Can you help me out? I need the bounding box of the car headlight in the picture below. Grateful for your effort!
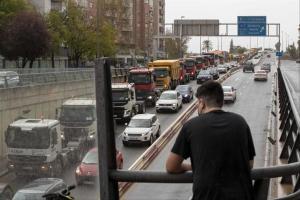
[172,103,176,106]
[143,131,151,136]
[184,94,188,97]
[147,96,153,99]
[89,134,94,139]
[156,103,159,106]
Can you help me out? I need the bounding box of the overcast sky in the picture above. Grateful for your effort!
[165,0,299,53]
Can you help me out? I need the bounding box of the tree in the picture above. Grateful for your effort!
[202,40,213,52]
[97,22,116,57]
[63,0,97,67]
[229,39,234,53]
[165,37,190,59]
[275,42,281,51]
[0,11,50,68]
[0,0,30,27]
[286,43,297,59]
[46,10,66,68]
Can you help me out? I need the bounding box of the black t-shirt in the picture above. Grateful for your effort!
[171,110,256,200]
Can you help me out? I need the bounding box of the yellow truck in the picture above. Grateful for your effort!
[148,60,180,90]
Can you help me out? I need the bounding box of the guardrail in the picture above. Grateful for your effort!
[278,67,300,192]
[0,68,128,89]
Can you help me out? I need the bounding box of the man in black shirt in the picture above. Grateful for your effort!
[166,81,255,200]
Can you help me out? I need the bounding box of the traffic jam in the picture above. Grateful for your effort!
[2,50,274,199]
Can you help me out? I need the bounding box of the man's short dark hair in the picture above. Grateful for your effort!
[196,81,224,107]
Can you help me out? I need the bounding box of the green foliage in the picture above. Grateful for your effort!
[286,43,297,59]
[165,37,189,59]
[202,40,213,52]
[0,0,30,27]
[97,22,116,57]
[46,10,66,54]
[63,1,97,66]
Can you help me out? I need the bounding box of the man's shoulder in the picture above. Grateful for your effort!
[224,111,247,122]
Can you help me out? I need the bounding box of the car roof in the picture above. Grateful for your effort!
[222,86,232,89]
[19,178,64,193]
[9,119,59,129]
[131,113,155,120]
[256,70,267,73]
[161,90,177,94]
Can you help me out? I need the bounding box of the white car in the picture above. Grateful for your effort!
[0,71,20,88]
[122,114,160,146]
[222,86,237,103]
[254,70,268,81]
[156,90,183,112]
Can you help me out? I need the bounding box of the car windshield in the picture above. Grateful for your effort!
[199,71,210,75]
[60,106,94,122]
[112,90,129,102]
[129,74,151,84]
[128,119,151,128]
[154,68,168,77]
[223,87,232,92]
[82,150,98,164]
[6,127,50,149]
[12,192,43,200]
[160,92,176,100]
[176,86,189,93]
[184,60,194,67]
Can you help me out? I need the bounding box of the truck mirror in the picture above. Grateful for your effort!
[131,91,134,99]
[55,108,61,120]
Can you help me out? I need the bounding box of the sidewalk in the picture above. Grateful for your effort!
[0,157,8,177]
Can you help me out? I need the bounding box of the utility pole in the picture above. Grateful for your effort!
[179,16,185,58]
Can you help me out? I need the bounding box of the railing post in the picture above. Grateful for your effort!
[95,58,119,200]
[253,179,270,200]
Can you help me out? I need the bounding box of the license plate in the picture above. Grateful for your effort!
[130,137,139,140]
[23,166,33,170]
[113,115,117,117]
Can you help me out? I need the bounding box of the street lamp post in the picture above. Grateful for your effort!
[179,16,185,58]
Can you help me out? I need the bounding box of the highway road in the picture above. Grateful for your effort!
[0,55,277,200]
[123,55,276,199]
[280,60,300,114]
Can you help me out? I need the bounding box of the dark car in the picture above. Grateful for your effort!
[12,178,67,200]
[242,61,254,72]
[208,67,220,80]
[261,63,271,72]
[197,70,213,84]
[0,183,14,200]
[175,85,194,103]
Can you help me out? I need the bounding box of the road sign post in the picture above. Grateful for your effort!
[238,16,267,36]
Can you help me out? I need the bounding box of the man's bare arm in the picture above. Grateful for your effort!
[166,152,192,174]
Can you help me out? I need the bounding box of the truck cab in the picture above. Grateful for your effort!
[112,83,145,122]
[128,68,158,107]
[179,61,189,84]
[148,60,180,90]
[183,58,197,80]
[5,119,65,176]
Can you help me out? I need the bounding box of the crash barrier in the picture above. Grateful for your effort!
[278,67,300,192]
[0,68,128,89]
[117,66,240,197]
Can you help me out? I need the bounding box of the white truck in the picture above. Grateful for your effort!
[5,119,77,177]
[112,83,146,122]
[57,98,96,161]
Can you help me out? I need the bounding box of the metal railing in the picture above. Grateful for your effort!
[278,67,300,192]
[0,68,128,89]
[95,59,300,200]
